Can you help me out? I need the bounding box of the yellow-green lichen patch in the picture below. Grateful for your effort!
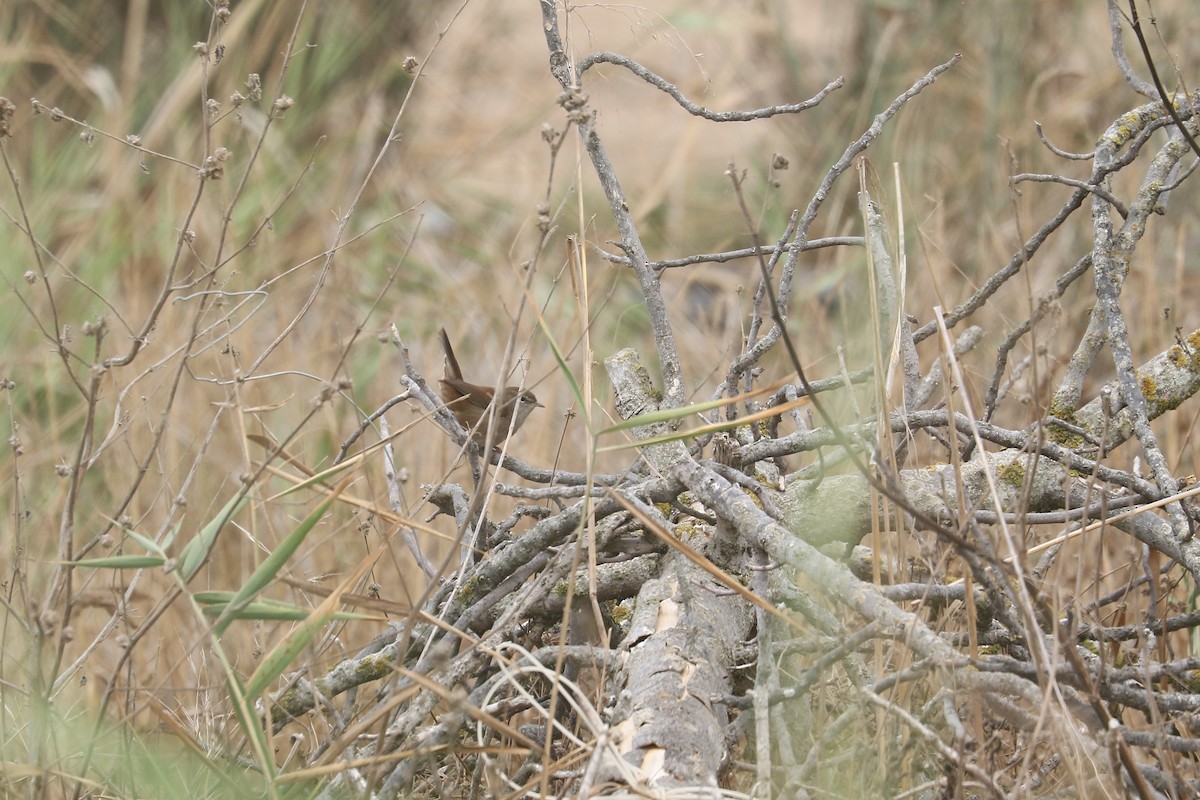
[1138,373,1157,402]
[1172,332,1200,370]
[741,484,765,509]
[997,459,1026,489]
[1044,400,1085,448]
[458,574,480,604]
[674,519,701,542]
[753,470,781,491]
[1188,330,1200,354]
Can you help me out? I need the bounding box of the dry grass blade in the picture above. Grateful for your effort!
[597,379,802,452]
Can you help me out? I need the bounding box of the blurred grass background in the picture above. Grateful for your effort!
[3,0,1200,793]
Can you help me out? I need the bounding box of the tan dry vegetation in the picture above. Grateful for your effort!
[4,0,1200,796]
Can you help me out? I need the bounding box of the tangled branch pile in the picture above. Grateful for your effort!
[270,3,1200,798]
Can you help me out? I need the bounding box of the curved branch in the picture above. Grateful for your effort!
[578,50,844,121]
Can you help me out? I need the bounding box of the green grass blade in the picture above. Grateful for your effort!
[242,604,337,702]
[212,481,347,637]
[178,494,250,582]
[65,555,166,569]
[195,591,374,622]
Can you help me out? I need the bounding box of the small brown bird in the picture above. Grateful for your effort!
[438,327,542,444]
